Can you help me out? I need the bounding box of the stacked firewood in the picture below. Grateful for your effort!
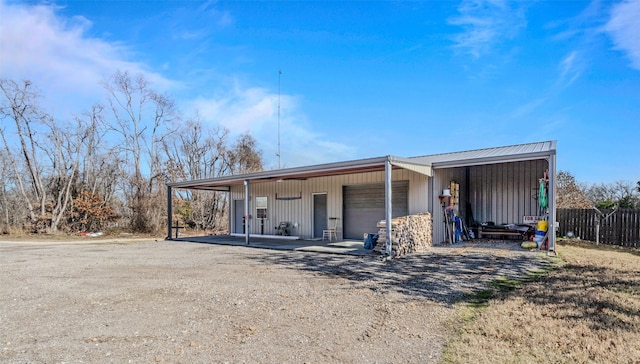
[374,212,432,256]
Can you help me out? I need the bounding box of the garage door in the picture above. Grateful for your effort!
[343,181,408,240]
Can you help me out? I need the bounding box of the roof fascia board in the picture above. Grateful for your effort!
[189,186,231,192]
[168,156,391,189]
[432,150,554,169]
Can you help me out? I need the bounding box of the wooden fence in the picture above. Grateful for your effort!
[557,208,640,248]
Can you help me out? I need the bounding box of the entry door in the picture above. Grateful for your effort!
[234,199,245,234]
[313,193,328,238]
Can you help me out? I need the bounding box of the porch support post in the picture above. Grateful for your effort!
[227,190,232,236]
[385,158,393,256]
[167,185,173,240]
[548,153,557,254]
[244,179,250,245]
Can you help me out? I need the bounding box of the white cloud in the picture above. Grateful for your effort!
[558,50,582,88]
[604,0,640,70]
[0,1,354,169]
[510,97,547,119]
[191,83,279,134]
[191,82,356,168]
[448,0,527,58]
[0,2,172,114]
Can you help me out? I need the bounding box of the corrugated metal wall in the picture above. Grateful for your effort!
[431,159,548,244]
[230,168,429,239]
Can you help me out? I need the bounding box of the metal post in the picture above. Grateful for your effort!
[167,185,173,240]
[244,180,250,245]
[385,158,393,256]
[227,191,232,236]
[277,70,282,169]
[548,153,557,253]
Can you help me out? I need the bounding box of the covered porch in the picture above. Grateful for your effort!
[170,234,374,256]
[166,155,433,256]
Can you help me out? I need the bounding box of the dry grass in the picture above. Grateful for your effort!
[444,240,640,363]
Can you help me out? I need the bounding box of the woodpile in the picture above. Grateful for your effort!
[374,212,432,256]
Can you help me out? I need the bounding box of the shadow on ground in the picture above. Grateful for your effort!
[525,262,640,333]
[247,245,559,305]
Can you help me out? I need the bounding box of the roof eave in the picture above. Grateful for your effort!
[432,149,555,169]
[167,155,395,189]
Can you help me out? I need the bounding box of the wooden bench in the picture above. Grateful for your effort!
[478,228,525,240]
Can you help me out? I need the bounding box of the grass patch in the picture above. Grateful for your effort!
[443,243,640,364]
[443,262,562,363]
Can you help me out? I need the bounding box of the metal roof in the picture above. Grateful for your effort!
[167,140,556,190]
[168,156,394,190]
[410,140,556,168]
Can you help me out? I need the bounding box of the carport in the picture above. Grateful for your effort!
[166,155,433,255]
[418,141,558,252]
[166,141,557,255]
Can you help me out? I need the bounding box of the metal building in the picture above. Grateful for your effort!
[167,140,557,254]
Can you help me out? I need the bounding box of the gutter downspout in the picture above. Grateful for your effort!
[385,158,393,256]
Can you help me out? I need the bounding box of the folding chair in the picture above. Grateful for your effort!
[322,217,339,241]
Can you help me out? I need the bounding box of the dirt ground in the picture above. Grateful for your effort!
[445,240,640,364]
[0,238,556,363]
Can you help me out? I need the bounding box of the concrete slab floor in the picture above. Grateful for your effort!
[170,235,376,256]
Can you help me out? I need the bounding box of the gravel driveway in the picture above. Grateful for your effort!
[0,239,556,363]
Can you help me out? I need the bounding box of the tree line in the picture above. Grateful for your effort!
[0,72,262,235]
[556,171,640,209]
[3,72,637,235]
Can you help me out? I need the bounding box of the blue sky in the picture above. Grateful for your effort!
[1,0,638,184]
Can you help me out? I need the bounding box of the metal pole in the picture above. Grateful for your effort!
[277,69,282,169]
[227,191,232,236]
[244,179,250,245]
[167,186,173,240]
[385,158,393,256]
[548,153,557,253]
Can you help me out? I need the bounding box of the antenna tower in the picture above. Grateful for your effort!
[277,69,282,169]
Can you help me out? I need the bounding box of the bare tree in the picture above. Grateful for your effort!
[0,170,27,232]
[556,170,593,209]
[163,118,232,231]
[0,79,47,227]
[74,105,123,207]
[0,79,104,232]
[586,180,640,209]
[0,75,266,235]
[0,151,14,230]
[101,71,176,233]
[227,132,263,174]
[163,120,264,232]
[42,116,82,232]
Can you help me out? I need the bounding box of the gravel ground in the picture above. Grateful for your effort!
[0,239,556,363]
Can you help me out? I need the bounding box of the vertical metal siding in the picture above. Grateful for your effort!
[229,168,429,239]
[432,160,549,244]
